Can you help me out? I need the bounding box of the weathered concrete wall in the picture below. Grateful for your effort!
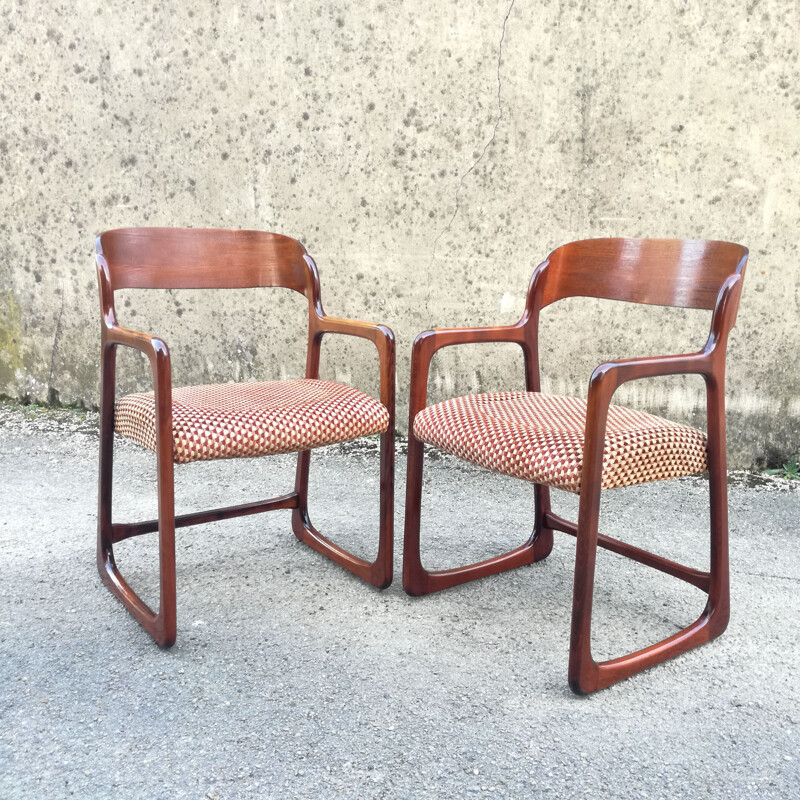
[1,0,798,466]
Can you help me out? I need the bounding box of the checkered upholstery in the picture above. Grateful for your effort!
[413,392,707,494]
[115,379,390,464]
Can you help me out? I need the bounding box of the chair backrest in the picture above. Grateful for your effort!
[97,228,311,295]
[539,238,748,311]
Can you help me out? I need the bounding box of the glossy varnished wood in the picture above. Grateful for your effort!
[96,228,395,646]
[545,510,711,592]
[110,493,300,543]
[402,237,748,693]
[541,238,746,310]
[98,227,310,293]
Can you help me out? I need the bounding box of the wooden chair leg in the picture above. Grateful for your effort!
[97,384,177,647]
[402,436,552,596]
[705,378,731,640]
[532,484,555,561]
[566,481,603,692]
[568,459,730,694]
[97,356,117,591]
[153,445,177,646]
[292,429,394,589]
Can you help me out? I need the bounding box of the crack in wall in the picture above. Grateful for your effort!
[47,285,65,404]
[426,0,517,320]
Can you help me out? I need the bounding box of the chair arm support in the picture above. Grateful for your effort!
[104,324,170,363]
[314,314,393,349]
[311,315,395,411]
[589,351,712,398]
[579,351,714,499]
[414,324,526,355]
[579,267,744,411]
[102,325,172,417]
[707,272,745,354]
[407,324,527,437]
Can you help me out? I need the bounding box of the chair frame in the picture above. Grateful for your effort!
[96,228,395,647]
[402,238,748,693]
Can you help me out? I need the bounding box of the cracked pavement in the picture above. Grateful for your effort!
[1,402,799,798]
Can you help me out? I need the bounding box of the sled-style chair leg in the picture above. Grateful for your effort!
[566,371,733,693]
[293,422,395,589]
[96,342,177,646]
[402,432,553,596]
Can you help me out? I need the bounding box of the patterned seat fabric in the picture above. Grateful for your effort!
[115,379,389,464]
[413,392,708,494]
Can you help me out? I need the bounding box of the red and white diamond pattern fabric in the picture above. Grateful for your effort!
[115,379,390,464]
[413,392,708,494]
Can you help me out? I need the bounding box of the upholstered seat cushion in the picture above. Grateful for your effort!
[413,392,707,494]
[115,378,389,464]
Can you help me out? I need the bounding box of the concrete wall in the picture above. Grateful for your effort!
[1,0,798,466]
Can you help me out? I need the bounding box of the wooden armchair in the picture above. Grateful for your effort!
[402,238,748,693]
[95,228,395,646]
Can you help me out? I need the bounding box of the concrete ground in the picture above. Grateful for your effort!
[1,402,798,799]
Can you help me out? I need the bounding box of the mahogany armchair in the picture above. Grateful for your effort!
[403,238,748,693]
[95,228,394,646]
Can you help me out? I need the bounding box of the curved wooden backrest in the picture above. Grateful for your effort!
[97,228,311,295]
[540,238,748,310]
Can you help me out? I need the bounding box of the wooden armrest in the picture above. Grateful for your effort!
[589,352,712,396]
[413,324,525,356]
[105,324,169,360]
[311,314,395,411]
[103,325,172,409]
[408,324,528,428]
[314,314,393,350]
